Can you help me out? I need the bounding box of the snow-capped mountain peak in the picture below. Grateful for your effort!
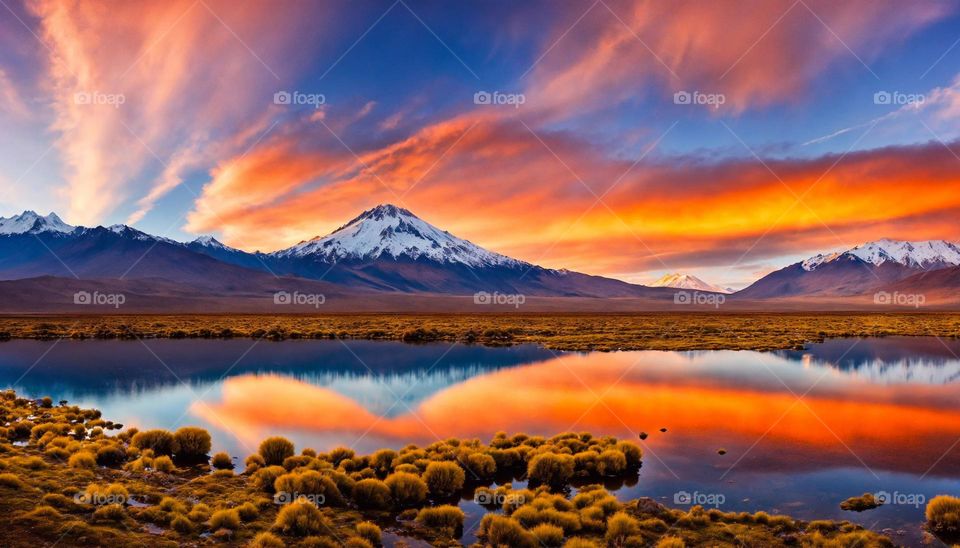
[191,235,229,249]
[802,239,960,271]
[649,273,731,294]
[272,204,528,268]
[0,210,74,235]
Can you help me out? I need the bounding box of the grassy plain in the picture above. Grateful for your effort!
[0,313,958,351]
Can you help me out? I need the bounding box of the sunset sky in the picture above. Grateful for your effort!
[2,0,960,288]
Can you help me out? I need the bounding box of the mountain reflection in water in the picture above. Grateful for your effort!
[1,336,958,546]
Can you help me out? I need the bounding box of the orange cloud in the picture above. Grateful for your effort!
[527,0,951,115]
[185,101,960,275]
[28,0,327,225]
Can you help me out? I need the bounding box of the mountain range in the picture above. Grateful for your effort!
[1,207,958,311]
[738,239,960,300]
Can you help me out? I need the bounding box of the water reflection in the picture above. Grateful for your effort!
[0,336,958,546]
[777,336,960,384]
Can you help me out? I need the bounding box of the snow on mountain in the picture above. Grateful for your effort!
[102,224,179,245]
[802,239,960,271]
[190,235,230,249]
[0,211,73,235]
[272,204,528,268]
[649,273,731,294]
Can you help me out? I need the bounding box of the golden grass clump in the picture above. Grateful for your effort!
[274,470,344,506]
[211,451,234,469]
[209,508,242,530]
[527,452,575,488]
[605,512,640,545]
[272,501,330,536]
[237,501,260,521]
[926,495,960,537]
[479,514,537,548]
[95,443,126,466]
[655,537,686,548]
[253,465,288,492]
[131,429,177,455]
[173,426,211,460]
[68,451,96,469]
[532,523,565,546]
[0,472,26,489]
[352,478,391,510]
[248,531,285,547]
[415,504,465,531]
[369,449,398,476]
[246,453,266,472]
[171,514,193,534]
[153,455,175,472]
[355,521,382,545]
[158,496,188,514]
[384,471,427,508]
[423,461,465,498]
[259,437,295,466]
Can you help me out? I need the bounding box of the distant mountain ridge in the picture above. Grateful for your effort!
[649,273,731,294]
[0,206,672,298]
[0,211,73,234]
[801,239,960,271]
[739,238,960,299]
[3,208,959,304]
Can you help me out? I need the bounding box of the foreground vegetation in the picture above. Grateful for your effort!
[1,312,959,350]
[0,392,920,546]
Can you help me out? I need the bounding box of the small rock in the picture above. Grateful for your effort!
[659,427,667,433]
[639,432,648,440]
[717,448,727,455]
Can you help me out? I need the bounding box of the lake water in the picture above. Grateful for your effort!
[1,336,958,546]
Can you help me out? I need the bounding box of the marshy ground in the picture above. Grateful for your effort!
[0,312,959,351]
[0,390,916,547]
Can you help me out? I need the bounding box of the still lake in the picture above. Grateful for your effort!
[1,336,958,546]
